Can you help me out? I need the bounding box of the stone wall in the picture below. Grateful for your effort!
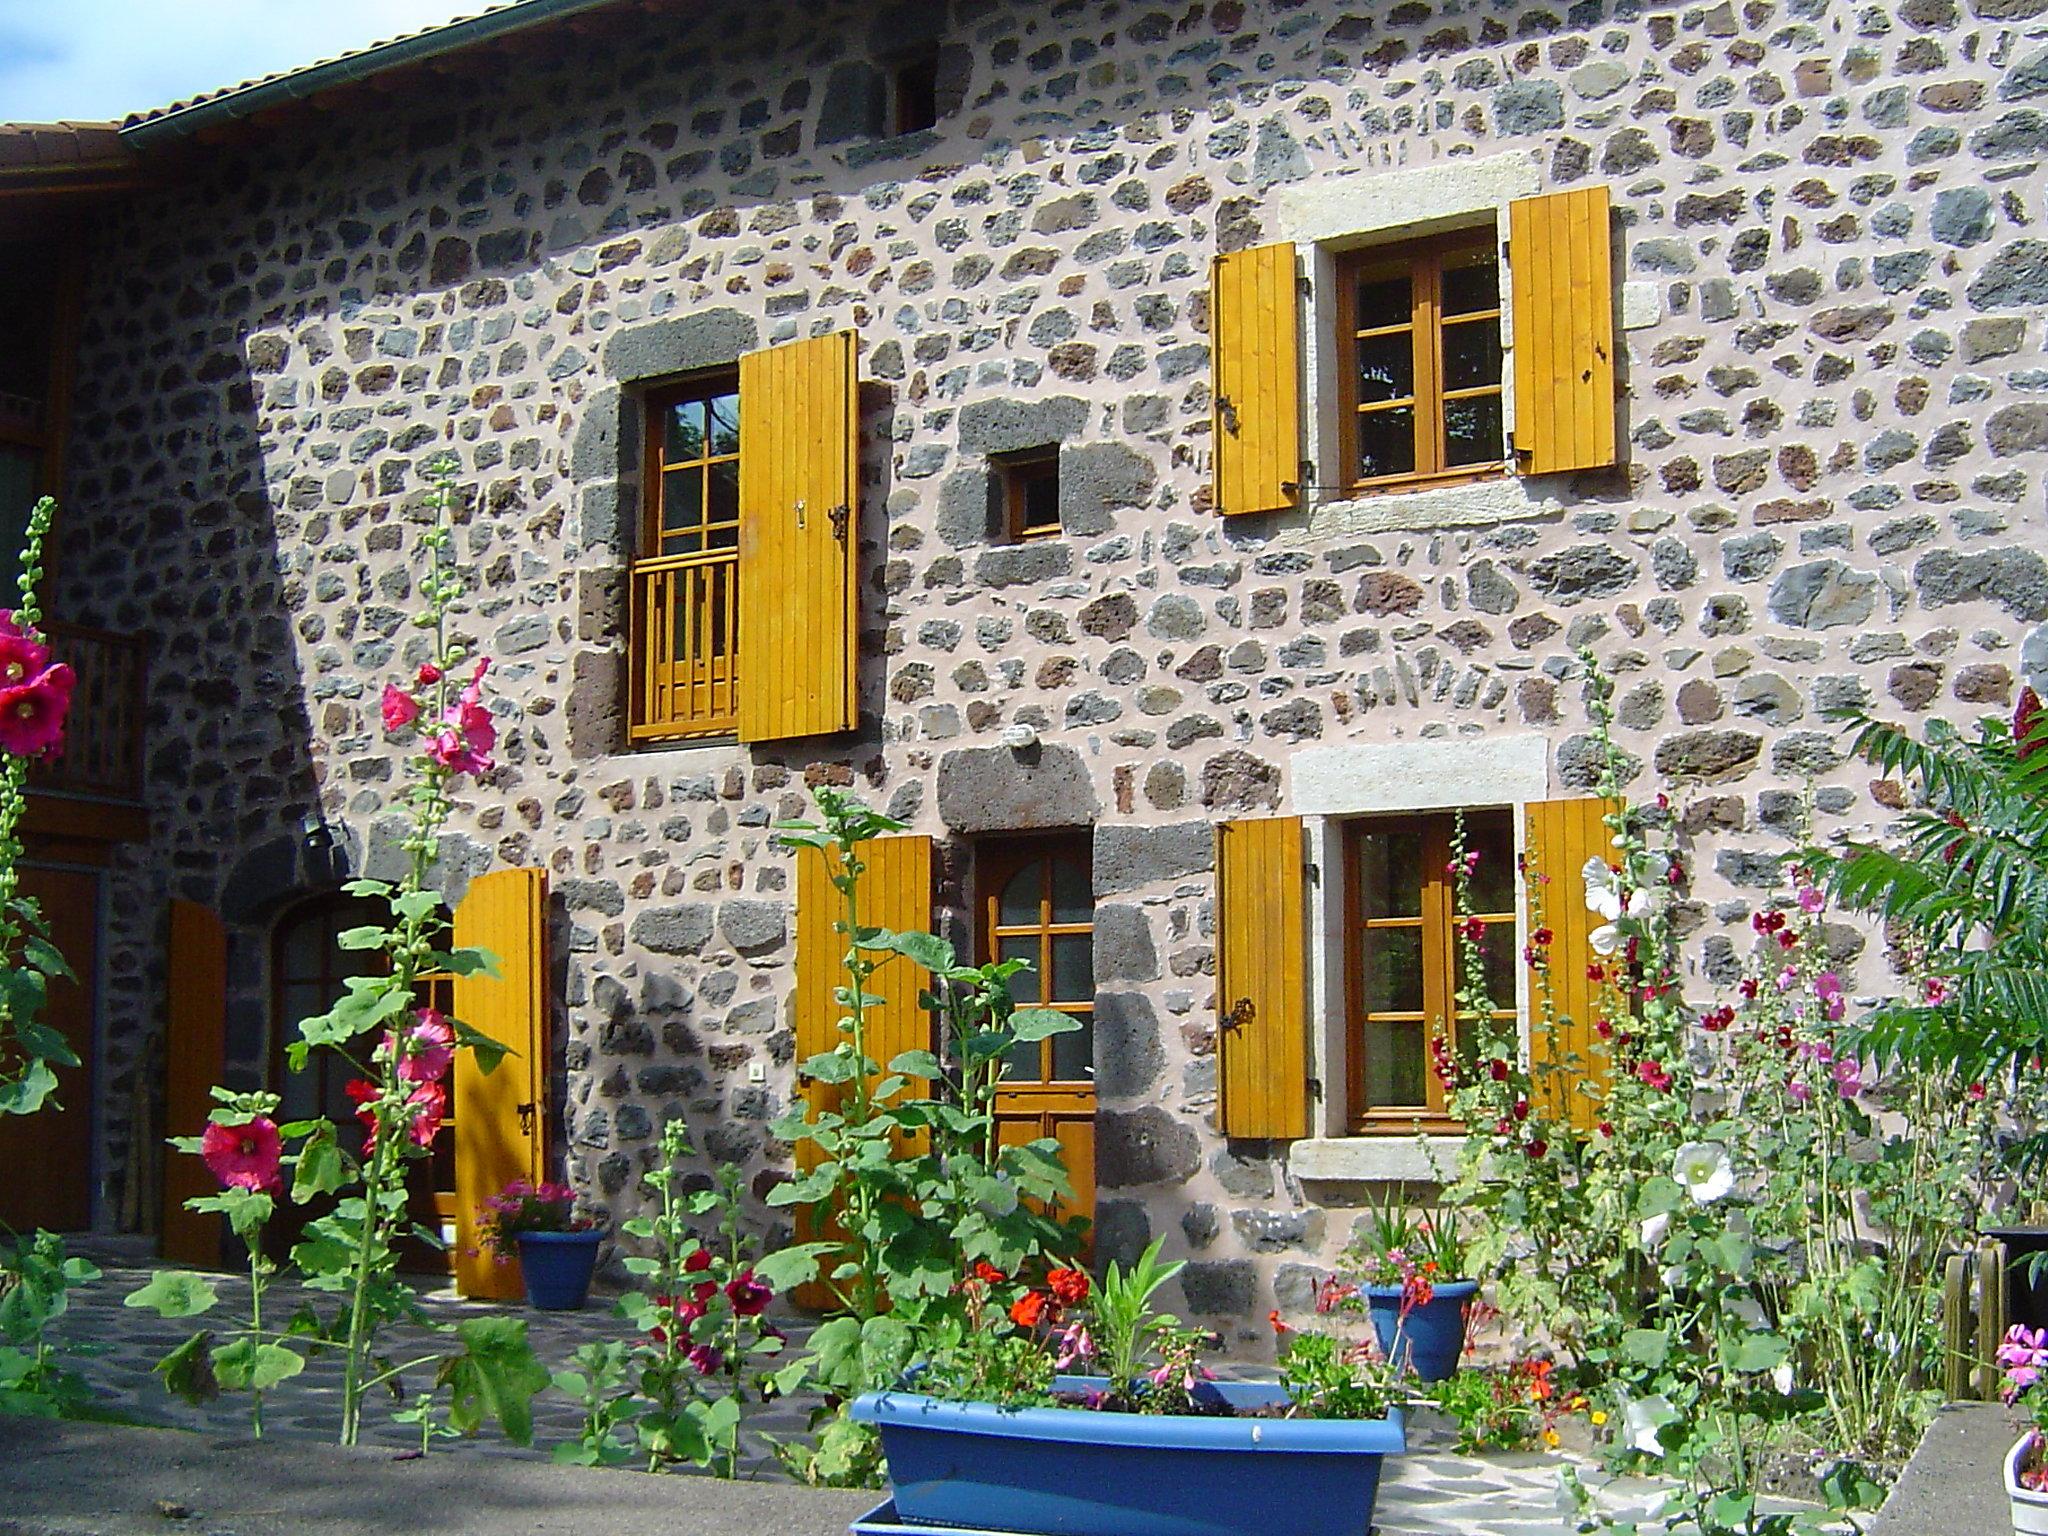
[56,0,2048,1343]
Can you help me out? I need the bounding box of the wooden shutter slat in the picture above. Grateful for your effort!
[1212,241,1301,516]
[162,899,226,1268]
[1526,798,1614,1131]
[738,329,858,742]
[1509,186,1615,475]
[1216,816,1308,1138]
[453,867,549,1301]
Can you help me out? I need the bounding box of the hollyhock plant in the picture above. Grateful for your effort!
[391,1007,455,1083]
[202,1115,284,1194]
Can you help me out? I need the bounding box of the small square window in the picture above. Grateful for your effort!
[997,449,1061,540]
[890,50,941,136]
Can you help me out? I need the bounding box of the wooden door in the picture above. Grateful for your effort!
[162,899,225,1267]
[0,865,99,1232]
[981,837,1095,1227]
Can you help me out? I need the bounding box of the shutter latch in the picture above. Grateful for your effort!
[1222,997,1256,1033]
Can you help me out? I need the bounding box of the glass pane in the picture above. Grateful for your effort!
[1353,265,1410,329]
[1003,1037,1043,1081]
[1441,245,1499,317]
[1050,857,1090,924]
[1355,406,1415,482]
[1052,1014,1093,1081]
[1442,317,1502,393]
[999,933,1042,1004]
[1466,812,1514,913]
[281,916,324,977]
[1361,925,1424,1014]
[662,467,703,537]
[1365,1017,1426,1107]
[1021,467,1059,531]
[1443,393,1503,468]
[664,399,705,462]
[1354,330,1412,406]
[1051,934,1092,1003]
[999,864,1044,928]
[1481,921,1517,1013]
[707,459,739,544]
[708,392,740,456]
[1358,828,1423,919]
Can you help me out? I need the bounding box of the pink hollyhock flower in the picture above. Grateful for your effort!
[687,1342,725,1374]
[1787,1075,1812,1105]
[725,1270,772,1317]
[0,627,50,686]
[381,683,420,732]
[2017,688,2046,764]
[1635,1060,1673,1092]
[426,659,496,776]
[1816,972,1846,1023]
[1832,1055,1863,1099]
[1797,884,1825,914]
[393,1008,455,1083]
[406,1080,448,1147]
[202,1117,283,1192]
[0,663,74,757]
[1924,976,1952,1005]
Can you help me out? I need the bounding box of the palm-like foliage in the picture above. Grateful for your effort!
[1826,691,2048,1081]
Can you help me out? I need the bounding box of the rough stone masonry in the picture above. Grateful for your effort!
[51,0,2048,1347]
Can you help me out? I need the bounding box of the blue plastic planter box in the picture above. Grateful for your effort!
[849,1375,1404,1536]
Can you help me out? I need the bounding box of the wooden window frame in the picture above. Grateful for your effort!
[996,447,1061,541]
[1334,229,1506,499]
[978,834,1094,1091]
[1343,810,1516,1135]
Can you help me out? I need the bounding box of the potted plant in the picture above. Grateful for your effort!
[1328,1192,1476,1382]
[849,1239,1408,1536]
[2000,1324,2048,1532]
[479,1178,601,1310]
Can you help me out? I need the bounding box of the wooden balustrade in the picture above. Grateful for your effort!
[29,619,146,804]
[630,550,739,741]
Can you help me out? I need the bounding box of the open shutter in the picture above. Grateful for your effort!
[1215,816,1309,1138]
[1525,797,1616,1131]
[452,868,548,1301]
[1211,241,1302,516]
[792,833,932,1309]
[1508,185,1616,476]
[738,329,859,743]
[161,899,225,1268]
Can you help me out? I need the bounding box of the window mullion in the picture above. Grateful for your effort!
[1418,254,1443,478]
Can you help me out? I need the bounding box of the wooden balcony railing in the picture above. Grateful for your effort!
[629,551,739,741]
[29,620,146,804]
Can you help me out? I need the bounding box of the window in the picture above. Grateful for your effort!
[633,374,742,740]
[890,49,940,136]
[1337,232,1505,493]
[996,448,1060,540]
[1345,809,1516,1132]
[981,839,1094,1087]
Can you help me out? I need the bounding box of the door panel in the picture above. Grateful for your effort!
[162,899,225,1267]
[0,865,98,1231]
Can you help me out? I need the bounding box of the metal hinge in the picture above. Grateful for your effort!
[1222,996,1256,1034]
[516,1101,537,1136]
[1307,1077,1324,1102]
[828,502,850,542]
[1216,392,1239,437]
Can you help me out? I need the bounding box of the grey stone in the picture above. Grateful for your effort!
[1094,819,1215,894]
[957,395,1089,455]
[1094,904,1159,983]
[569,388,635,484]
[1093,1199,1153,1270]
[1527,545,1638,604]
[1913,548,2048,621]
[1096,1106,1201,1187]
[935,468,997,548]
[630,905,715,955]
[1967,240,2048,309]
[1178,1259,1258,1316]
[1768,560,1879,630]
[1211,1146,1274,1199]
[1273,1263,1321,1314]
[1094,992,1165,1098]
[1722,532,1784,582]
[1059,442,1155,535]
[1181,1203,1220,1249]
[719,900,786,956]
[975,543,1072,587]
[1496,80,1566,135]
[1252,116,1309,190]
[1932,188,1995,248]
[1989,405,2048,457]
[1199,748,1281,812]
[817,60,884,144]
[1963,318,2027,363]
[2004,46,2048,102]
[1231,1208,1326,1254]
[1146,593,1207,641]
[1732,674,1804,726]
[1653,729,1764,784]
[1466,559,1520,615]
[935,743,1099,834]
[601,308,758,381]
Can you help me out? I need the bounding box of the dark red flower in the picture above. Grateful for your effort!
[725,1270,772,1316]
[1047,1267,1090,1306]
[2017,687,2045,762]
[1524,1139,1549,1160]
[972,1261,1008,1285]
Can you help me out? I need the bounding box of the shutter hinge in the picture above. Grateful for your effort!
[1304,861,1319,886]
[829,502,850,542]
[1222,997,1255,1033]
[1307,1077,1324,1102]
[1216,393,1239,437]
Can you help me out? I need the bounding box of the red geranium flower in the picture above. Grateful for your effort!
[1047,1267,1090,1306]
[1009,1290,1049,1328]
[202,1116,283,1192]
[972,1261,1008,1285]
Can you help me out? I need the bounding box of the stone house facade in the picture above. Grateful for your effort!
[18,0,2048,1339]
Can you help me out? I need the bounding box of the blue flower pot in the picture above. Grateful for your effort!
[514,1228,602,1310]
[1364,1279,1476,1382]
[850,1375,1404,1536]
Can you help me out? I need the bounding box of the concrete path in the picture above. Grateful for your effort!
[1869,1401,2012,1536]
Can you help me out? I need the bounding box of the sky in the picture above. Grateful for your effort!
[0,1,489,123]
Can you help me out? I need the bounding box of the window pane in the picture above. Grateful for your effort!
[1443,394,1503,468]
[664,399,706,462]
[707,459,739,545]
[708,392,740,456]
[1466,812,1515,913]
[1355,406,1416,482]
[662,466,703,537]
[1365,1017,1426,1107]
[1050,857,1090,924]
[1354,330,1413,406]
[1004,1036,1042,1081]
[1361,925,1424,1014]
[1021,467,1059,531]
[999,864,1044,927]
[1441,245,1499,317]
[999,933,1041,1004]
[1358,827,1423,919]
[1353,265,1410,329]
[1481,921,1517,1013]
[1442,317,1502,393]
[1051,934,1093,1004]
[1051,1014,1093,1081]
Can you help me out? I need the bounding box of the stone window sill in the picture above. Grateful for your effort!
[1303,473,1554,538]
[1288,1135,1467,1184]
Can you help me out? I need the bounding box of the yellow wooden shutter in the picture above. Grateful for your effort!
[162,899,226,1269]
[792,833,932,1308]
[1211,241,1302,516]
[452,867,548,1301]
[1215,816,1309,1138]
[1525,797,1616,1131]
[737,328,859,742]
[1509,185,1616,476]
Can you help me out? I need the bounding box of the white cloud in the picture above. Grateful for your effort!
[0,0,489,123]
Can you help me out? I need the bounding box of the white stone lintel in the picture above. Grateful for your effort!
[1275,150,1544,248]
[1292,734,1550,818]
[1289,1136,1468,1183]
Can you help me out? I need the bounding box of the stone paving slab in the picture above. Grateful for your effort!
[1868,1401,2012,1536]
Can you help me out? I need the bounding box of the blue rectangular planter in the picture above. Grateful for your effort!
[848,1375,1405,1536]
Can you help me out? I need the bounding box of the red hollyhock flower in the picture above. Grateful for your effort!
[417,661,444,686]
[0,627,50,686]
[202,1116,283,1192]
[1635,1060,1673,1092]
[345,1078,380,1140]
[726,1270,773,1316]
[1047,1267,1090,1306]
[2018,687,2045,762]
[1524,1138,1549,1160]
[1009,1290,1049,1328]
[684,1247,713,1274]
[406,1080,448,1147]
[380,683,420,732]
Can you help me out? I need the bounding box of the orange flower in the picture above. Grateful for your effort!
[1268,1309,1291,1335]
[1047,1267,1090,1305]
[1009,1290,1049,1328]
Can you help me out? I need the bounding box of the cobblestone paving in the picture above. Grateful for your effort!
[54,1262,1673,1535]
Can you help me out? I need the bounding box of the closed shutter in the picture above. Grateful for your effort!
[1524,797,1616,1131]
[792,833,932,1308]
[1215,816,1309,1138]
[1211,241,1302,516]
[162,899,225,1269]
[1508,185,1617,476]
[452,868,549,1301]
[738,329,859,742]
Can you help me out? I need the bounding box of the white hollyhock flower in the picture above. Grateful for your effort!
[1639,1212,1670,1248]
[1589,885,1650,952]
[1583,856,1619,914]
[1772,1361,1795,1395]
[1673,1141,1735,1204]
[1624,1394,1676,1456]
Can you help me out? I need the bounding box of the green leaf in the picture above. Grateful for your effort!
[450,1018,510,1075]
[1621,1328,1670,1367]
[293,1122,345,1202]
[876,930,957,973]
[754,1242,834,1293]
[887,1049,943,1080]
[0,1060,59,1115]
[154,1330,219,1403]
[1010,1008,1081,1043]
[125,1270,219,1320]
[1726,1331,1789,1373]
[212,1339,305,1392]
[445,1316,550,1446]
[21,936,73,983]
[335,925,389,952]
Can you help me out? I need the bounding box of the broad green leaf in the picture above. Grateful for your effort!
[1010,1009,1081,1043]
[875,930,957,973]
[1621,1328,1670,1367]
[212,1339,305,1392]
[445,1316,550,1446]
[293,1122,346,1202]
[888,1049,943,1080]
[335,925,389,952]
[125,1270,219,1319]
[754,1243,834,1292]
[1726,1331,1789,1373]
[154,1330,219,1403]
[0,1060,59,1115]
[21,936,72,983]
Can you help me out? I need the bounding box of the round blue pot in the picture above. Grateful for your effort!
[514,1228,602,1310]
[1363,1278,1477,1382]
